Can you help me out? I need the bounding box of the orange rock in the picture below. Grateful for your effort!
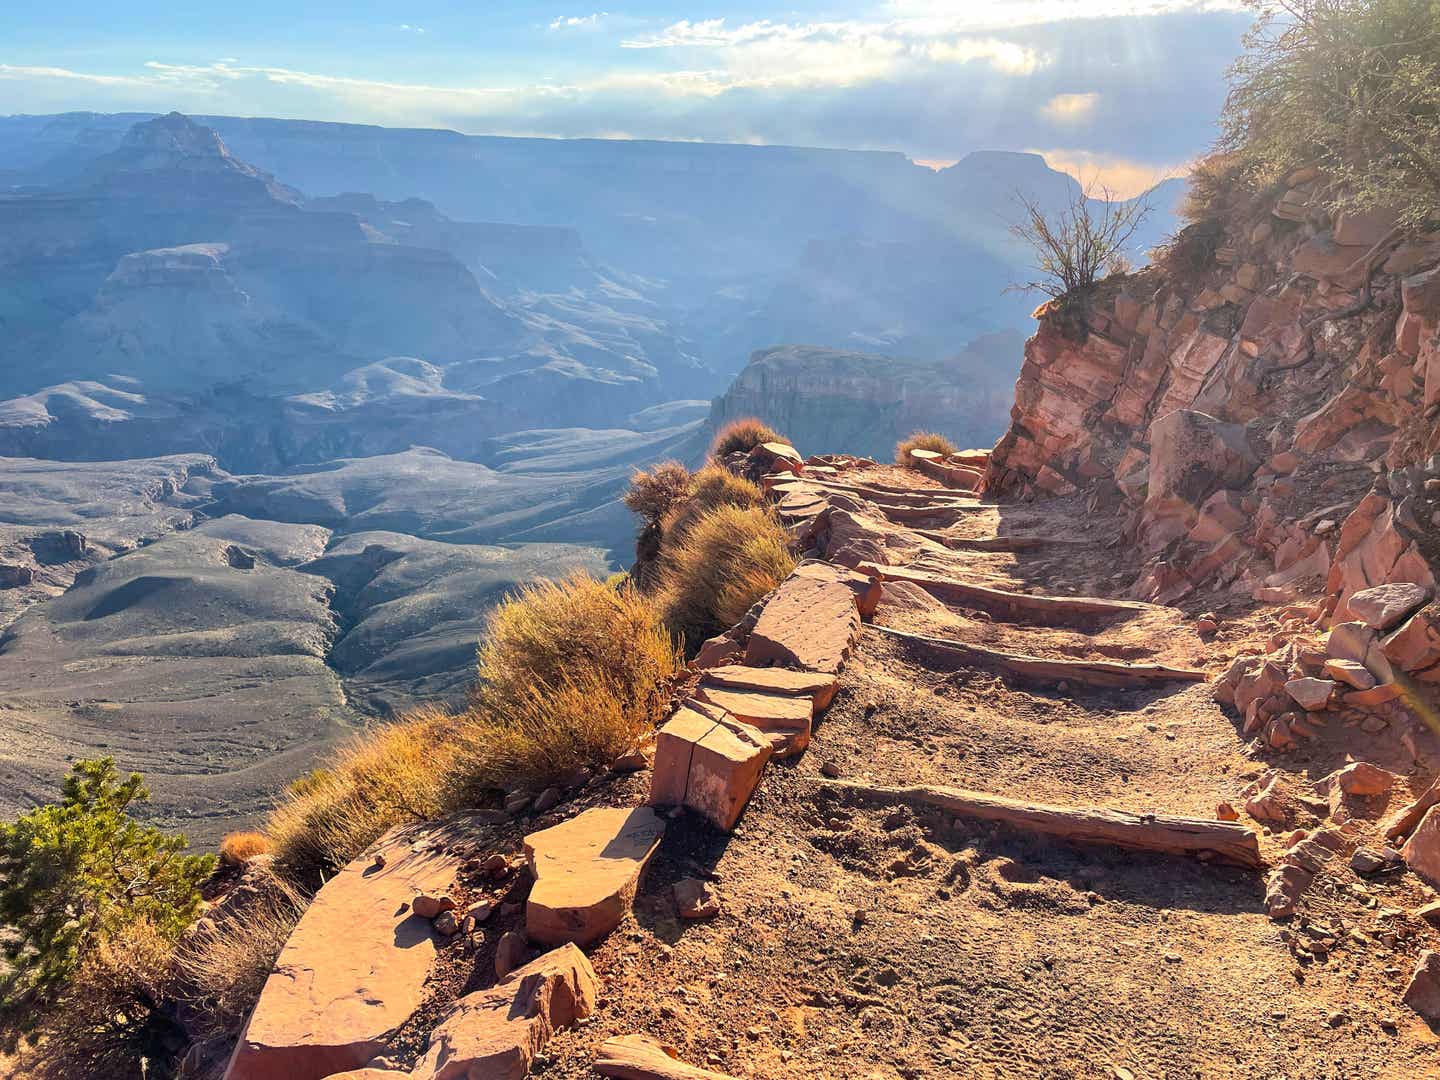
[411,944,599,1080]
[692,684,812,756]
[595,1034,739,1079]
[648,704,772,832]
[698,664,838,711]
[224,822,465,1080]
[1343,682,1403,707]
[1403,806,1440,890]
[524,807,665,947]
[744,571,862,674]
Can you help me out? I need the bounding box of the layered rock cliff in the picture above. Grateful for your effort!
[985,171,1440,622]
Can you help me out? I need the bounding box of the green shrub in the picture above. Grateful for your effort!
[710,417,785,459]
[0,759,214,1039]
[1222,0,1440,228]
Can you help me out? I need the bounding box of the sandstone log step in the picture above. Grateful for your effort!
[820,780,1262,868]
[693,684,813,756]
[596,1034,740,1079]
[859,564,1153,624]
[871,501,988,525]
[912,528,1091,552]
[524,806,665,946]
[410,944,598,1080]
[224,821,470,1080]
[869,624,1208,688]
[650,703,772,832]
[699,664,839,710]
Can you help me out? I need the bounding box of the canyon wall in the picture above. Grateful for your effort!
[984,171,1440,620]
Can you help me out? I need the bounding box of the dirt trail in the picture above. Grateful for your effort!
[516,469,1440,1077]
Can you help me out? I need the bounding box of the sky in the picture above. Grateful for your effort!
[0,1,1257,196]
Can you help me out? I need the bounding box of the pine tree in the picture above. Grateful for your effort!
[0,757,216,1037]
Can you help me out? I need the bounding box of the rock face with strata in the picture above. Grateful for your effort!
[224,821,466,1080]
[982,171,1440,619]
[524,806,666,946]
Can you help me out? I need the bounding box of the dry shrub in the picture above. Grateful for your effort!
[709,417,785,459]
[623,460,693,526]
[1150,219,1225,293]
[265,710,451,881]
[451,574,681,796]
[661,465,764,546]
[33,917,181,1079]
[896,431,958,465]
[176,875,307,1042]
[218,831,270,867]
[659,504,796,648]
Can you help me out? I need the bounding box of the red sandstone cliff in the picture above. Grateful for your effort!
[984,169,1440,624]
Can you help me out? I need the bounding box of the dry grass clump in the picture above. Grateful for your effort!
[896,431,958,465]
[266,710,451,881]
[623,460,693,526]
[218,830,271,867]
[451,574,681,797]
[659,504,796,648]
[660,465,764,547]
[176,875,307,1041]
[710,417,785,459]
[32,917,181,1079]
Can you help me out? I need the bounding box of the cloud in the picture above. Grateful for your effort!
[1,7,1253,171]
[397,24,426,34]
[549,13,608,31]
[1032,147,1188,198]
[1041,91,1099,123]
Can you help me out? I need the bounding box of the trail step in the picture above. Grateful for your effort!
[693,685,812,756]
[868,624,1209,688]
[859,564,1154,623]
[819,780,1262,868]
[912,528,1092,552]
[699,664,839,710]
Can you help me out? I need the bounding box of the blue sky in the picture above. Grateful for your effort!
[0,1,1255,194]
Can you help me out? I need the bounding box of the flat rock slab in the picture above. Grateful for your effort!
[596,1034,739,1079]
[744,572,861,674]
[1348,582,1432,631]
[224,821,466,1080]
[650,703,772,832]
[525,807,665,946]
[699,664,839,711]
[693,684,813,756]
[410,943,598,1080]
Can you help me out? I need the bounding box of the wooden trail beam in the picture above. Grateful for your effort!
[867,624,1209,688]
[861,564,1154,622]
[819,780,1263,869]
[873,502,990,524]
[596,1035,739,1079]
[799,477,986,508]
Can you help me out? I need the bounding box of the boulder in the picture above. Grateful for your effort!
[1332,762,1395,797]
[1144,410,1258,539]
[1404,951,1440,1024]
[595,1034,739,1079]
[0,563,36,588]
[1402,805,1440,890]
[791,559,883,619]
[1322,658,1376,691]
[224,821,466,1080]
[1383,605,1440,673]
[1284,677,1336,711]
[1326,622,1395,683]
[524,807,665,947]
[411,944,598,1080]
[649,704,772,832]
[1347,583,1433,631]
[751,442,804,475]
[744,570,862,674]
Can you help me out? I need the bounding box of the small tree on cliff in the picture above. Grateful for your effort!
[0,757,214,1041]
[1009,179,1151,302]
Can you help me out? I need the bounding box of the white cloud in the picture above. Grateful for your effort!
[397,24,426,34]
[1041,91,1100,123]
[549,13,608,31]
[0,64,152,88]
